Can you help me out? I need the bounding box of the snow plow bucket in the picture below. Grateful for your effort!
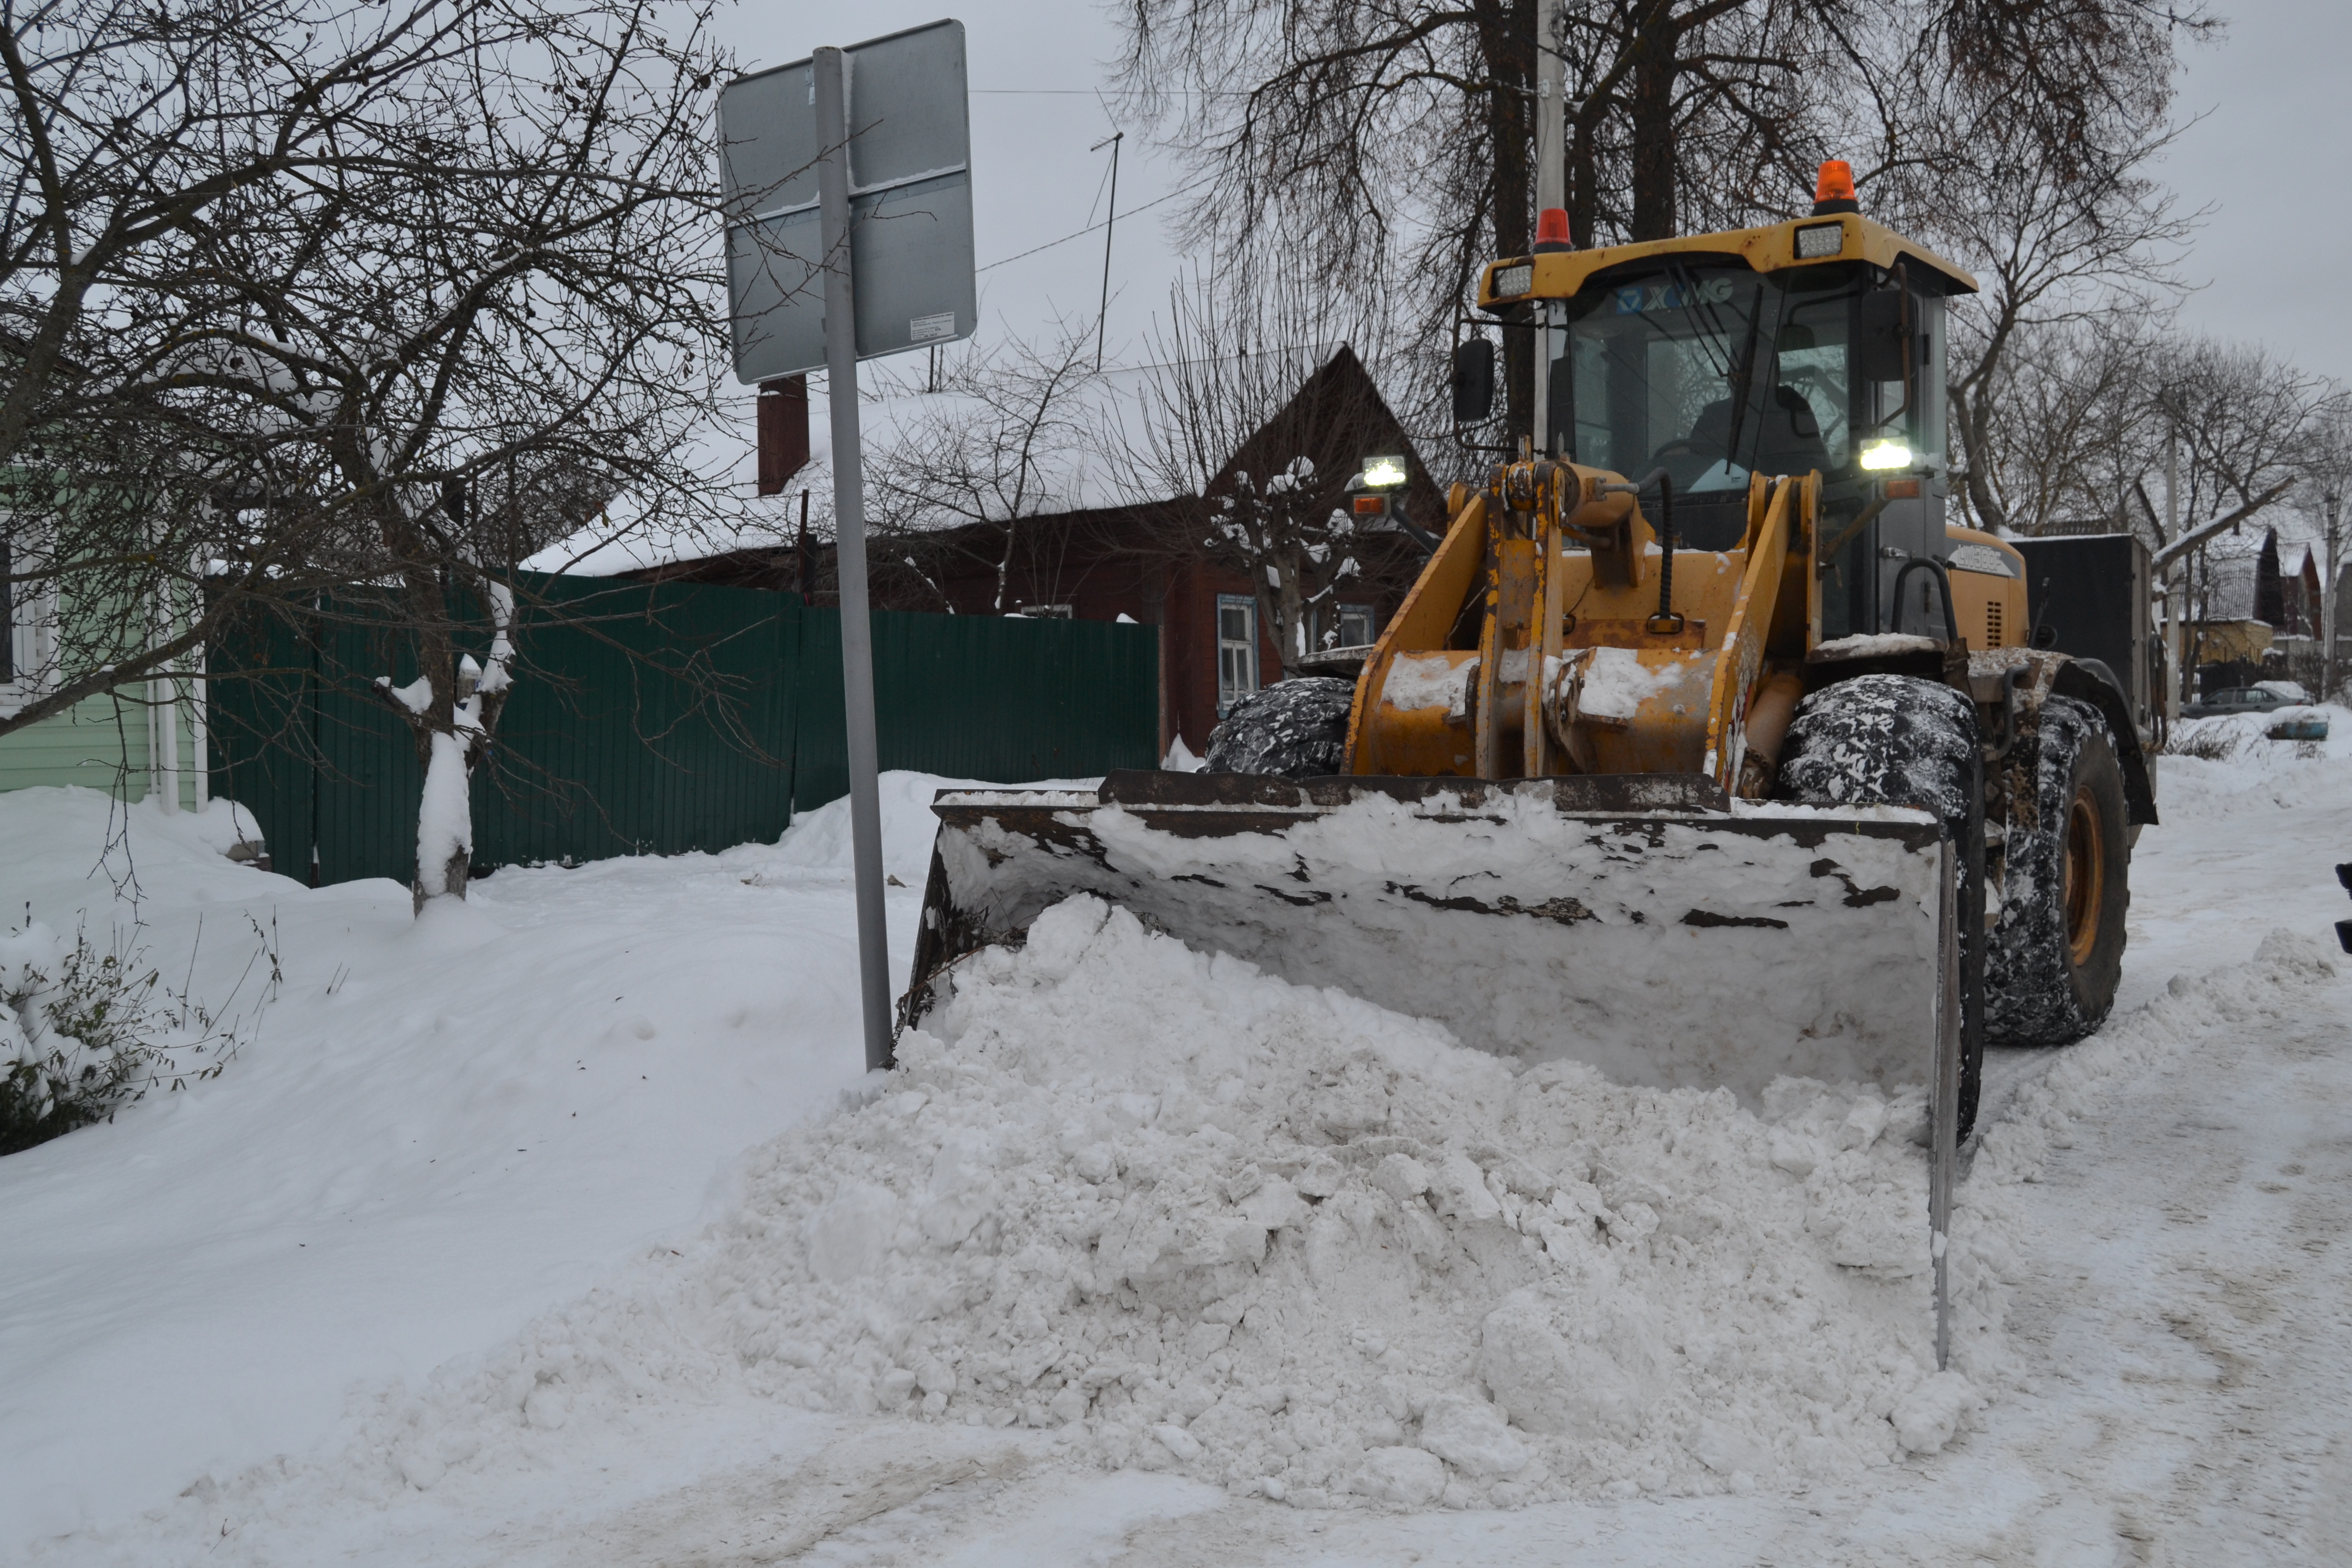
[902,770,1961,1106]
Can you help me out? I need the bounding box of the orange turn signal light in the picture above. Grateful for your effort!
[1353,496,1386,514]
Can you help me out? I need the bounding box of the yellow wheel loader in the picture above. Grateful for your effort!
[903,164,2152,1144]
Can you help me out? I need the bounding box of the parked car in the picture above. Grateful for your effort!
[2183,685,2329,740]
[2187,686,2293,716]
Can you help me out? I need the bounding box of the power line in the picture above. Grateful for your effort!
[976,175,1212,274]
[969,88,1249,96]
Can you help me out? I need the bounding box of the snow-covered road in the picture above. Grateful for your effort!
[7,723,2350,1566]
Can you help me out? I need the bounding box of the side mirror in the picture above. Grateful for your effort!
[1451,338,1496,424]
[1855,291,1908,383]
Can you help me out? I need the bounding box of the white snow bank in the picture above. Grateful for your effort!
[74,893,1995,1551]
[22,783,2352,1561]
[2161,704,2352,819]
[694,896,1968,1504]
[0,782,911,1539]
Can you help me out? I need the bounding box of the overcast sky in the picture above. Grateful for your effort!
[706,2,2350,505]
[2161,3,2350,377]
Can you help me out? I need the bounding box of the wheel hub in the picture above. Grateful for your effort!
[2063,785,2104,968]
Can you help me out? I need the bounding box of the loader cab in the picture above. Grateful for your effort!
[1480,207,1973,641]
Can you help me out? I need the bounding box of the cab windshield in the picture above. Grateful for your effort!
[1545,259,1934,551]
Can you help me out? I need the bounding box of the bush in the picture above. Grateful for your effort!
[1,918,250,1156]
[2165,723,2243,761]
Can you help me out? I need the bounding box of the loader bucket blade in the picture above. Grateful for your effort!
[903,770,1954,1101]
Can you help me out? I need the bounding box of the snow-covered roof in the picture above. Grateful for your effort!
[517,489,803,579]
[528,341,1395,578]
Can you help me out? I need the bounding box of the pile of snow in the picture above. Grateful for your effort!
[20,743,2352,1559]
[702,895,1975,1505]
[696,896,1982,1506]
[2163,703,2352,818]
[0,782,899,1539]
[229,893,1982,1531]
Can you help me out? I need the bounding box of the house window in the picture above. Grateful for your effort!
[1216,593,1258,715]
[1,518,57,717]
[1328,603,1376,650]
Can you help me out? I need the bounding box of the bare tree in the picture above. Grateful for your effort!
[1943,311,2167,537]
[1906,108,2193,536]
[0,0,733,913]
[1124,277,1387,679]
[862,322,1105,612]
[2299,403,2352,698]
[1113,1,2210,444]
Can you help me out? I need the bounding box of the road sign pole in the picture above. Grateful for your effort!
[814,44,894,1073]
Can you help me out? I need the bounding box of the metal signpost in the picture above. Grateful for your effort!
[720,21,976,1072]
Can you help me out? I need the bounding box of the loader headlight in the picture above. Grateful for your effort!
[1858,439,1912,471]
[1360,454,1408,488]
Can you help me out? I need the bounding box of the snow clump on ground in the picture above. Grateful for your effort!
[687,894,1982,1507]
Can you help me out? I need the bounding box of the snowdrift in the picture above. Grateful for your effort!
[707,893,1969,1506]
[14,742,2352,1560]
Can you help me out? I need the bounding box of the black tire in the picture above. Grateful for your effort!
[1984,696,2128,1046]
[1776,674,1989,1138]
[1204,677,1355,778]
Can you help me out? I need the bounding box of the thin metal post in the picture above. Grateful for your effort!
[2314,494,2333,700]
[2163,401,2183,724]
[816,45,895,1073]
[1531,1,1563,453]
[1929,842,1961,1371]
[1092,130,1122,373]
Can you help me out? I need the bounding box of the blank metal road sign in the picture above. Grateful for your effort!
[719,19,976,384]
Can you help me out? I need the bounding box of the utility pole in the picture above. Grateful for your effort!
[2159,390,2185,726]
[1091,130,1122,373]
[2326,487,2343,701]
[1531,2,1564,453]
[814,45,894,1074]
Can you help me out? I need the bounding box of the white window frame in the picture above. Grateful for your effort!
[0,513,59,720]
[1216,593,1259,716]
[1325,601,1376,650]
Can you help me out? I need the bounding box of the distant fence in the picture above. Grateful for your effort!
[207,575,1158,888]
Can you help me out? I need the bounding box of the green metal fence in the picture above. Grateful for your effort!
[208,578,1157,887]
[791,606,1162,812]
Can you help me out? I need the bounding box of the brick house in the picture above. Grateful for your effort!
[629,347,1444,757]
